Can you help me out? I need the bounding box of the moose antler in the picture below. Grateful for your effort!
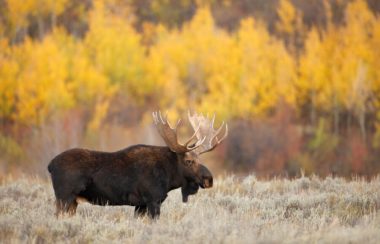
[187,111,228,155]
[152,111,206,153]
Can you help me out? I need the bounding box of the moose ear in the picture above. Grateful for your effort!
[188,143,196,148]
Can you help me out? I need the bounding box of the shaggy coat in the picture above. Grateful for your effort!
[48,144,213,218]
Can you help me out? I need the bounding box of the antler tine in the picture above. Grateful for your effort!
[214,121,225,135]
[183,124,201,148]
[152,111,159,124]
[158,111,166,124]
[188,136,207,150]
[175,119,181,129]
[219,123,228,141]
[160,111,181,130]
[207,121,225,146]
[199,123,228,155]
[188,110,197,120]
[153,110,208,154]
[186,111,229,155]
[210,113,216,129]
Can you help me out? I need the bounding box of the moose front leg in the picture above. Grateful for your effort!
[134,205,147,218]
[147,201,161,219]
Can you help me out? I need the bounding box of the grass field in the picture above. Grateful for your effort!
[0,174,379,243]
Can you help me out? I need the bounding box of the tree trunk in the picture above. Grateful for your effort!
[38,18,45,39]
[359,110,366,141]
[311,89,316,127]
[51,13,57,28]
[347,111,352,136]
[333,95,339,135]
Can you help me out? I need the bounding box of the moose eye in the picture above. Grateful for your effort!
[185,160,193,166]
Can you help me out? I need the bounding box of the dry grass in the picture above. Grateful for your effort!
[1,175,380,243]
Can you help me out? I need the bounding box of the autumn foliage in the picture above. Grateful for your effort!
[1,0,380,177]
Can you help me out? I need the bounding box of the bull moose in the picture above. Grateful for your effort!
[48,111,228,218]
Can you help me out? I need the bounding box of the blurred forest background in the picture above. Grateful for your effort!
[1,0,380,177]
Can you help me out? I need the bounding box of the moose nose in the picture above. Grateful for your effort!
[200,176,213,188]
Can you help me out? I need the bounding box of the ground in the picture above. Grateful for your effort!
[0,175,379,243]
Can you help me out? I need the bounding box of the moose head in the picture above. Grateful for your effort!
[152,111,228,190]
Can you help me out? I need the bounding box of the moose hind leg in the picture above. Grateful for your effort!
[147,202,161,219]
[51,172,87,217]
[134,205,147,218]
[53,185,79,217]
[56,197,78,217]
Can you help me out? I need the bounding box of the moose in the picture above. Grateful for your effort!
[48,111,228,218]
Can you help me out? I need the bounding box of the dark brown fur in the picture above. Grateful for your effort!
[181,164,213,202]
[48,144,213,219]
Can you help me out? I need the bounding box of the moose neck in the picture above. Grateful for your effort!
[163,149,185,191]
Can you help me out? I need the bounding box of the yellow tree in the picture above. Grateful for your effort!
[150,7,296,120]
[0,40,24,162]
[6,0,69,39]
[13,29,74,126]
[181,6,236,118]
[297,26,333,126]
[276,0,297,35]
[275,0,305,54]
[148,7,234,117]
[33,0,69,34]
[371,13,380,147]
[0,39,18,122]
[232,18,296,117]
[5,0,36,39]
[69,40,117,131]
[298,0,376,136]
[85,0,148,103]
[143,24,188,113]
[340,0,375,139]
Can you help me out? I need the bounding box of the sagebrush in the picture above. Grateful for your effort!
[1,175,380,243]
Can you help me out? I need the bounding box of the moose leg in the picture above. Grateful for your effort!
[53,178,79,217]
[134,205,147,217]
[181,181,199,203]
[54,187,79,217]
[147,202,161,219]
[55,197,78,217]
[51,172,87,217]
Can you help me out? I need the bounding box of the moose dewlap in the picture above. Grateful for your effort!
[47,111,228,219]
